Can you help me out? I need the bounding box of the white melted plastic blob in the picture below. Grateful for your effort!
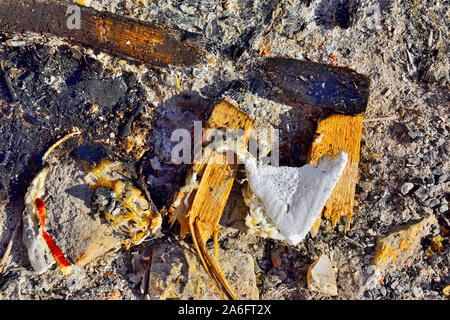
[242,186,282,240]
[213,137,348,245]
[244,151,348,245]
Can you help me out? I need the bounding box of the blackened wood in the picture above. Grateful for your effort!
[0,1,370,114]
[0,0,203,67]
[258,57,371,115]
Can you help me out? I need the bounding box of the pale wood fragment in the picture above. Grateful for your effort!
[170,101,254,242]
[307,114,363,231]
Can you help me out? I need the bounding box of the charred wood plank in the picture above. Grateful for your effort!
[0,0,203,67]
[258,57,371,115]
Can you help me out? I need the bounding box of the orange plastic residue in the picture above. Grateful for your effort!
[328,55,337,66]
[35,198,72,269]
[261,44,271,56]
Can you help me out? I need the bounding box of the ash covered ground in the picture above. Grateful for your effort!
[0,0,449,300]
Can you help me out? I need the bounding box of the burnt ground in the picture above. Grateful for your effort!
[0,0,449,300]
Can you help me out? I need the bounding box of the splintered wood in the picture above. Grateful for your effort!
[169,101,253,300]
[170,102,254,243]
[308,114,363,232]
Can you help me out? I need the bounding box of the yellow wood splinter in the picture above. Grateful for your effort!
[308,114,363,233]
[169,101,254,300]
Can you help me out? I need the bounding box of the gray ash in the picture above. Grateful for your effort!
[92,187,117,214]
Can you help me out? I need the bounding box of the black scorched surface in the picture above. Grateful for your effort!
[0,41,144,202]
[259,57,371,115]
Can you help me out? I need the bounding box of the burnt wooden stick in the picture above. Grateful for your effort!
[0,61,18,103]
[258,57,371,115]
[0,0,203,67]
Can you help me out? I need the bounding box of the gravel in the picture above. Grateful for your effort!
[414,186,430,202]
[423,198,440,208]
[401,182,414,195]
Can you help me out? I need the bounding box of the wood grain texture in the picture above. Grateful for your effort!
[0,0,203,67]
[170,102,254,242]
[307,114,363,231]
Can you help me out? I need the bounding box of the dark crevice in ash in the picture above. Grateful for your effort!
[316,0,360,30]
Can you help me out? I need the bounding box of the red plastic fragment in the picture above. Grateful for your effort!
[35,198,72,269]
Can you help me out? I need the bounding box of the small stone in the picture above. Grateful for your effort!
[401,210,411,221]
[414,186,429,202]
[309,217,321,238]
[111,207,122,216]
[422,198,440,208]
[370,289,380,299]
[341,215,350,226]
[306,254,338,296]
[426,150,437,164]
[439,203,448,214]
[276,270,288,282]
[400,182,414,195]
[438,174,448,184]
[270,246,284,268]
[372,215,438,275]
[390,279,399,290]
[407,157,421,165]
[402,282,411,294]
[191,68,202,77]
[97,289,122,300]
[148,240,259,300]
[411,286,423,298]
[93,187,116,211]
[427,253,439,266]
[245,102,255,113]
[66,265,86,291]
[405,123,421,140]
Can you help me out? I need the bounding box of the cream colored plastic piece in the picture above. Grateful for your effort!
[22,167,54,274]
[307,254,338,296]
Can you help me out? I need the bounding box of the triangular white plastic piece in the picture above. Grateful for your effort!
[245,151,348,245]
